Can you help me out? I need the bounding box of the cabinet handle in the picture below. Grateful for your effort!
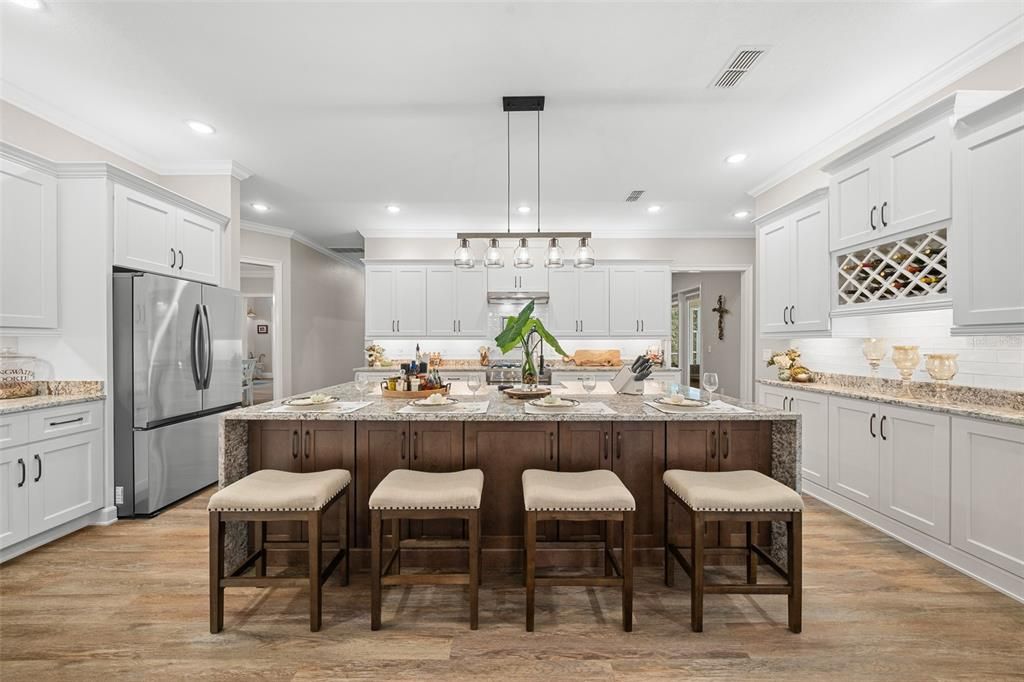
[396,320,400,333]
[880,201,888,227]
[549,432,555,461]
[783,307,789,325]
[869,413,877,438]
[304,431,311,458]
[580,320,583,333]
[880,415,888,441]
[636,320,639,332]
[458,320,461,333]
[49,417,84,427]
[603,431,610,460]
[722,429,730,460]
[33,454,42,482]
[710,431,717,459]
[870,205,877,230]
[292,430,299,458]
[616,431,622,460]
[454,320,457,333]
[17,458,25,488]
[401,431,406,459]
[413,431,418,460]
[178,250,184,270]
[789,305,796,324]
[170,248,177,268]
[641,320,644,332]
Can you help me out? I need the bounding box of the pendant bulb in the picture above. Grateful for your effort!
[573,237,595,269]
[513,237,533,269]
[453,238,475,268]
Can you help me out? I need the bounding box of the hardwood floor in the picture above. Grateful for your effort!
[1,488,1022,681]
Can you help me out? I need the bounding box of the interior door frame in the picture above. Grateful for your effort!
[239,256,284,400]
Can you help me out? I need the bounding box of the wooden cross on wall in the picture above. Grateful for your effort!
[711,295,729,341]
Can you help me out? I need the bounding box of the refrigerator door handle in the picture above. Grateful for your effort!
[189,303,203,390]
[201,304,214,389]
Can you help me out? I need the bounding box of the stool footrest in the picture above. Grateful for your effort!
[535,575,623,587]
[382,573,471,586]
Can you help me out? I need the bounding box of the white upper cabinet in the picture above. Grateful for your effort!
[0,157,58,329]
[877,117,951,235]
[756,190,830,335]
[546,267,609,337]
[951,89,1024,334]
[608,265,669,337]
[487,249,548,293]
[113,183,225,285]
[426,266,488,336]
[364,265,428,337]
[365,266,398,337]
[830,158,877,251]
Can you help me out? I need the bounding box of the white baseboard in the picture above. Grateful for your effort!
[0,505,117,563]
[803,480,1024,605]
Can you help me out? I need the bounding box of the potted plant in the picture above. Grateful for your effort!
[494,299,567,386]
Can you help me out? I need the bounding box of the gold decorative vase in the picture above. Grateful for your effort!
[924,353,958,403]
[861,338,887,391]
[891,345,921,397]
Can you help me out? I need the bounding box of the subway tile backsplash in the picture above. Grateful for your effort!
[783,309,1024,392]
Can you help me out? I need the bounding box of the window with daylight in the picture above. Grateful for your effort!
[670,300,680,367]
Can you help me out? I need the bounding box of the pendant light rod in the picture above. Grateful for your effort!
[506,111,510,235]
[456,231,591,240]
[537,109,541,234]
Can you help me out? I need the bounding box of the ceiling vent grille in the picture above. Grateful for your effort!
[330,247,365,254]
[711,46,769,89]
[625,190,645,202]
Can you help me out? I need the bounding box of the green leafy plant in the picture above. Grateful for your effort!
[494,299,567,384]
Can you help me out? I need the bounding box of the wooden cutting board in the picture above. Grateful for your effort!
[562,349,623,367]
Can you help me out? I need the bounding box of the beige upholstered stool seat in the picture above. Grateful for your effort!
[369,469,484,510]
[522,469,636,512]
[663,469,803,513]
[208,469,351,512]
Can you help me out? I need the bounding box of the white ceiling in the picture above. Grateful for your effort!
[2,1,1022,247]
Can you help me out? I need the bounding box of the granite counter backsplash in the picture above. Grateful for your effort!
[0,381,105,415]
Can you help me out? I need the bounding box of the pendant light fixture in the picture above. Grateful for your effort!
[453,238,475,268]
[545,237,564,268]
[574,237,596,268]
[483,238,503,268]
[514,237,533,268]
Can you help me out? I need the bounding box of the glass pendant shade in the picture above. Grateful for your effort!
[545,238,564,268]
[453,238,475,268]
[573,237,596,268]
[483,238,504,268]
[513,237,533,268]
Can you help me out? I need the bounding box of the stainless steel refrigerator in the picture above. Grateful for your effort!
[113,272,242,517]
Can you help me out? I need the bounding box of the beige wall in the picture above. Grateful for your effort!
[672,271,744,397]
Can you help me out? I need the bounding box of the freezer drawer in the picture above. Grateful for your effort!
[133,412,219,515]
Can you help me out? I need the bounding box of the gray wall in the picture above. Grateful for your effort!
[672,271,743,398]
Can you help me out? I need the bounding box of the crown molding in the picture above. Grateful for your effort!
[753,187,829,225]
[241,220,360,267]
[161,160,254,181]
[0,141,58,175]
[747,15,1024,198]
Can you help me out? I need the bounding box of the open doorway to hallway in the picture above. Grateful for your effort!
[672,287,702,388]
[240,262,279,405]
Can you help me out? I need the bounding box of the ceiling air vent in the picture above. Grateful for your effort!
[625,190,645,202]
[710,46,769,89]
[330,247,365,255]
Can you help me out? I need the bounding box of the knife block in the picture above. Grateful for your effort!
[611,366,644,395]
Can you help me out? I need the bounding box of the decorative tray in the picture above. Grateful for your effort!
[380,382,450,399]
[503,386,552,400]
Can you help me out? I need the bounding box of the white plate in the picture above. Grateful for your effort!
[655,396,708,408]
[528,398,580,409]
[284,396,339,407]
[411,397,459,407]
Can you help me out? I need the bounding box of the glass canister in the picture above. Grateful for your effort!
[0,348,39,399]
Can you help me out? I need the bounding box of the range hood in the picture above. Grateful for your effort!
[487,290,549,304]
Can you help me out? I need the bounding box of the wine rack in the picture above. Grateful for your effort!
[836,228,948,308]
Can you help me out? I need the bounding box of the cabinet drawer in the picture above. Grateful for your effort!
[0,414,29,448]
[28,402,103,442]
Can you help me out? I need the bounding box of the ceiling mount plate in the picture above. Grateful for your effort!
[503,95,545,112]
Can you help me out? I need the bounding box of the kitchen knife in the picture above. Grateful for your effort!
[631,355,645,373]
[634,369,652,382]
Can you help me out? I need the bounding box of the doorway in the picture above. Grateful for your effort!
[240,261,282,404]
[672,287,702,388]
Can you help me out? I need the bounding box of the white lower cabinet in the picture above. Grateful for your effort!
[828,396,880,509]
[756,385,828,488]
[0,403,105,554]
[951,417,1024,579]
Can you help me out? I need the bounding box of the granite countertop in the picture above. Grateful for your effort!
[225,382,795,423]
[354,361,488,372]
[759,378,1023,427]
[0,390,105,415]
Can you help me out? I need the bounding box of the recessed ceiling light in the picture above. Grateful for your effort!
[517,206,530,214]
[647,205,662,214]
[733,209,750,219]
[186,120,215,135]
[251,203,269,212]
[386,205,401,214]
[687,270,701,274]
[11,0,44,8]
[725,152,747,164]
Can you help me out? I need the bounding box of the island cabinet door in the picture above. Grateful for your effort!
[665,422,718,549]
[716,421,772,549]
[248,421,302,545]
[409,422,465,540]
[611,422,666,550]
[355,422,409,548]
[557,422,612,541]
[302,422,356,548]
[464,422,558,547]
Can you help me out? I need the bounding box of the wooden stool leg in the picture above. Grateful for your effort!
[476,512,483,586]
[371,510,382,631]
[469,510,480,630]
[622,511,634,633]
[254,520,266,578]
[525,510,537,632]
[664,494,674,588]
[690,510,704,633]
[604,520,614,577]
[788,513,803,634]
[339,491,350,587]
[209,511,224,634]
[391,517,401,576]
[746,521,757,585]
[308,511,322,632]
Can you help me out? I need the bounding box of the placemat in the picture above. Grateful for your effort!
[644,399,753,415]
[523,401,617,415]
[267,401,372,414]
[398,401,490,415]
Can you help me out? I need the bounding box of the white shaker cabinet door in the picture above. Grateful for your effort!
[545,268,579,336]
[789,200,830,333]
[426,267,457,335]
[793,391,829,489]
[636,268,670,336]
[113,184,177,275]
[364,266,397,337]
[758,219,792,334]
[577,268,609,336]
[877,117,951,236]
[878,405,950,541]
[829,158,877,251]
[951,417,1024,578]
[392,266,427,336]
[0,158,58,328]
[608,267,639,335]
[0,445,30,549]
[828,396,880,510]
[756,386,788,411]
[455,268,488,336]
[175,209,221,285]
[27,430,104,536]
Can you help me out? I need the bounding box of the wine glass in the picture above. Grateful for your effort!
[466,374,482,396]
[581,375,596,396]
[701,372,719,401]
[355,377,370,400]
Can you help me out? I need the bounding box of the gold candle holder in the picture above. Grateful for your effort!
[891,345,921,397]
[925,353,958,403]
[861,338,887,391]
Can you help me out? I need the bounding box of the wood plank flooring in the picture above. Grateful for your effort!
[2,488,1022,681]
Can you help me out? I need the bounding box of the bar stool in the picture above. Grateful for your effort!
[208,468,351,633]
[368,469,483,630]
[663,469,803,633]
[521,469,635,632]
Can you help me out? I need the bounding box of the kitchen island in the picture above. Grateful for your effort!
[218,383,800,572]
